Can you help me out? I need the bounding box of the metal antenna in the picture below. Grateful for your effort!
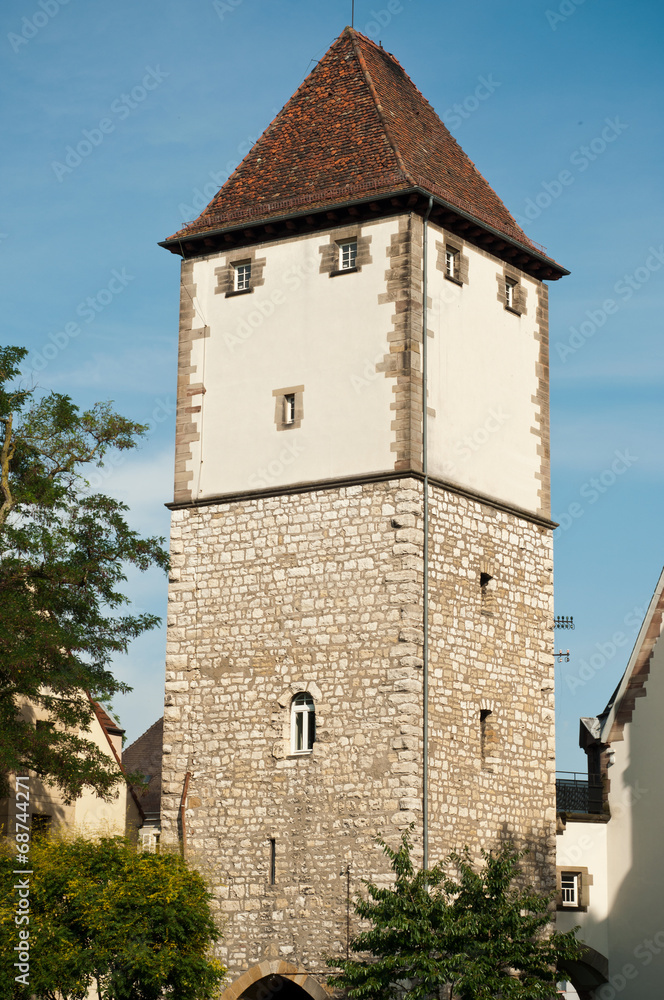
[351,0,355,27]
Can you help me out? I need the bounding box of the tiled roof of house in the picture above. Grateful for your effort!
[90,700,124,739]
[167,27,542,257]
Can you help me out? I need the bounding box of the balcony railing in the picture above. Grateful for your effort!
[556,771,603,814]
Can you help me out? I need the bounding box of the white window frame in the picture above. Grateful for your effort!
[234,261,252,291]
[445,246,460,279]
[560,871,579,907]
[284,393,295,425]
[291,692,315,754]
[140,828,160,854]
[339,239,357,271]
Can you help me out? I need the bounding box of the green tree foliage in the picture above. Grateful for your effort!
[328,833,583,1000]
[0,346,169,799]
[0,833,226,1000]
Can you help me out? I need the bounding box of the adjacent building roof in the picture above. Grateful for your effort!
[122,717,164,820]
[162,27,566,278]
[90,700,124,739]
[600,567,664,743]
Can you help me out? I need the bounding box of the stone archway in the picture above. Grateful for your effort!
[221,961,330,1000]
[560,944,609,997]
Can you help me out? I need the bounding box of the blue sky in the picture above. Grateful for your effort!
[2,0,662,771]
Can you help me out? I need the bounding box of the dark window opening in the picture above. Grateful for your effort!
[269,838,276,885]
[480,573,495,615]
[480,710,491,761]
[31,814,52,837]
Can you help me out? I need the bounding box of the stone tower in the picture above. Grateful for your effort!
[159,27,568,1000]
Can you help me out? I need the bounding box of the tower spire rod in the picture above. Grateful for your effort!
[351,0,354,28]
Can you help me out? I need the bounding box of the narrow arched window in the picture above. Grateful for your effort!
[291,693,315,754]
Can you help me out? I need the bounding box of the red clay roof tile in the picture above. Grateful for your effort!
[168,27,540,255]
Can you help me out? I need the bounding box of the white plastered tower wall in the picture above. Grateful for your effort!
[426,223,548,516]
[161,206,558,982]
[175,216,550,518]
[180,218,398,499]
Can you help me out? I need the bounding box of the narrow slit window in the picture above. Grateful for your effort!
[480,709,492,762]
[284,394,296,425]
[339,240,357,271]
[234,262,252,291]
[445,247,460,279]
[291,692,315,753]
[480,572,494,615]
[269,838,276,884]
[505,278,516,309]
[561,872,579,907]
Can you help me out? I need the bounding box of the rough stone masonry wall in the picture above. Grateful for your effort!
[427,486,556,888]
[161,477,556,982]
[162,479,426,977]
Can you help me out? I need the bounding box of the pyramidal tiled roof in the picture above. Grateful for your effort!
[167,27,541,255]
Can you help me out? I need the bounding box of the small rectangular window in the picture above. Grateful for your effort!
[505,278,516,309]
[445,247,460,280]
[284,394,295,425]
[339,240,357,270]
[234,262,252,291]
[561,872,579,907]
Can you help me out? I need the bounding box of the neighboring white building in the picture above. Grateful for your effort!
[0,698,127,838]
[557,567,664,999]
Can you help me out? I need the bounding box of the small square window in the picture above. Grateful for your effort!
[234,262,252,291]
[273,385,304,431]
[561,872,579,907]
[445,247,460,280]
[339,240,357,271]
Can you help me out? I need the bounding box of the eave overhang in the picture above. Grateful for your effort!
[159,187,569,282]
